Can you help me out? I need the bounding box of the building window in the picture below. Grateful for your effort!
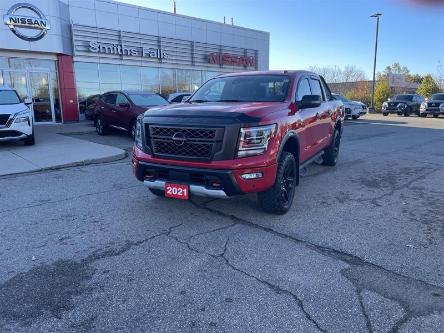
[160,68,176,98]
[141,67,160,93]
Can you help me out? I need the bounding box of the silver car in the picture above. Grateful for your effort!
[332,94,367,119]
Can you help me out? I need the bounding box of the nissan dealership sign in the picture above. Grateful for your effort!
[3,3,50,41]
[88,41,168,59]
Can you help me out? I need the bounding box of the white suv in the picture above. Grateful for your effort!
[0,86,35,145]
[332,94,367,119]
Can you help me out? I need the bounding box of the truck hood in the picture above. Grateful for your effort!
[144,101,286,123]
[0,103,29,115]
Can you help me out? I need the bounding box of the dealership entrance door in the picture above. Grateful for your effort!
[1,69,58,123]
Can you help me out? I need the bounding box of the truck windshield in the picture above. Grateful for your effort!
[393,95,413,101]
[190,75,290,103]
[430,94,444,101]
[0,90,21,105]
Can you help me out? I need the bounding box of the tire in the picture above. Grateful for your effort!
[130,120,136,140]
[403,107,411,117]
[322,129,341,166]
[257,152,297,215]
[352,115,359,119]
[433,114,439,118]
[24,131,35,146]
[420,114,427,118]
[149,188,165,197]
[382,112,389,116]
[95,116,108,135]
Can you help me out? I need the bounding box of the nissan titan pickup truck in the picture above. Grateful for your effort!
[132,71,343,214]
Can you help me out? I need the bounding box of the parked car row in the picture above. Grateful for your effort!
[382,93,444,118]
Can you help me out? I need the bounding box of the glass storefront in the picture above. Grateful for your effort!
[0,56,61,123]
[74,62,223,119]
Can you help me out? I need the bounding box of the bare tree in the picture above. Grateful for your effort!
[308,65,368,83]
[433,61,444,91]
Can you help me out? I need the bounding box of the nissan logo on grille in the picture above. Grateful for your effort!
[172,132,186,146]
[3,3,50,41]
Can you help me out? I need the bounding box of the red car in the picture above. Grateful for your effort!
[132,71,343,214]
[94,91,169,139]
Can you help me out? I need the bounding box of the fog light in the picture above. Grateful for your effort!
[241,172,263,180]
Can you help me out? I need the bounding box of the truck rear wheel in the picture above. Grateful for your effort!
[322,129,341,166]
[258,152,297,215]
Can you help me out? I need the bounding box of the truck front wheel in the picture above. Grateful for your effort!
[258,152,297,215]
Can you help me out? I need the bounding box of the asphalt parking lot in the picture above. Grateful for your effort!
[1,114,444,332]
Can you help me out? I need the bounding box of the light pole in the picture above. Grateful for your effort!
[370,13,382,110]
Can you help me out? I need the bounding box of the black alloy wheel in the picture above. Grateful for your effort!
[280,160,296,206]
[322,129,341,166]
[258,152,297,215]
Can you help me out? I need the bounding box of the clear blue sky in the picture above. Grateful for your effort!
[120,0,444,78]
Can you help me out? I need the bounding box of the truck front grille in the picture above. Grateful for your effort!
[152,140,213,159]
[148,125,222,161]
[0,114,11,126]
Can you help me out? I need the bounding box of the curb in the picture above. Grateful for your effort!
[0,151,128,178]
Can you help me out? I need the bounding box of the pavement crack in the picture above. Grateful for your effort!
[356,289,373,333]
[187,222,237,242]
[189,199,444,330]
[165,232,326,332]
[83,223,183,265]
[0,185,141,214]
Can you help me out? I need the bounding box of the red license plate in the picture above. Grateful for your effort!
[165,183,189,200]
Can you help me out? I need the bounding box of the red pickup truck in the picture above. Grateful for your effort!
[132,71,343,214]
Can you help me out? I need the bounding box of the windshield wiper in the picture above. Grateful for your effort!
[189,99,209,103]
[214,99,243,102]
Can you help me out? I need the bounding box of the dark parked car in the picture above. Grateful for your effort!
[94,91,169,138]
[420,93,444,118]
[382,94,424,117]
[80,94,101,120]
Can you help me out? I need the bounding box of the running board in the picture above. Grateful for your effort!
[299,151,324,171]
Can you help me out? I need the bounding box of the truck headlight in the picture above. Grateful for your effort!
[135,116,143,150]
[14,110,31,124]
[237,124,276,158]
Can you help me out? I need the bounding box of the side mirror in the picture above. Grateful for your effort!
[181,96,190,103]
[24,97,32,105]
[118,102,130,109]
[300,95,321,109]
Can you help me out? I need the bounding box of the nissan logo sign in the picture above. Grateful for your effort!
[172,132,186,146]
[3,3,50,41]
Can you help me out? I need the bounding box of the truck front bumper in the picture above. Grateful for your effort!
[133,157,277,198]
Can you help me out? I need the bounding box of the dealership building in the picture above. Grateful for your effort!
[0,0,270,123]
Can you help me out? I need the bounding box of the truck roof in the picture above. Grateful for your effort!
[217,70,315,78]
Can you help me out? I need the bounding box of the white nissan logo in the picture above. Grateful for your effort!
[3,3,50,41]
[172,132,186,146]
